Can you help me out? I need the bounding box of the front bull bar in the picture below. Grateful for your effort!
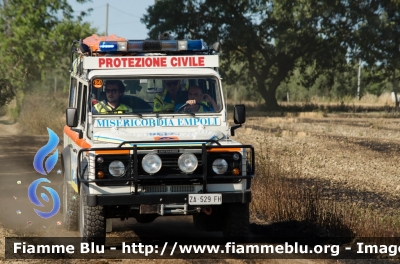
[77,139,255,194]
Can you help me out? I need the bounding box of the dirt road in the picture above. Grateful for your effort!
[0,135,64,233]
[0,133,225,238]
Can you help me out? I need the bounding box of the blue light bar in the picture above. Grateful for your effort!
[99,41,118,52]
[187,40,204,51]
[99,39,208,52]
[98,41,128,52]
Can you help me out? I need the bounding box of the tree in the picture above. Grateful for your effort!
[0,0,95,105]
[0,78,14,106]
[355,1,400,107]
[142,0,360,110]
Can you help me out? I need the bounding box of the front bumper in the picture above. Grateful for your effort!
[86,190,251,207]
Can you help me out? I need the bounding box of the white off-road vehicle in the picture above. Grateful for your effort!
[62,34,254,244]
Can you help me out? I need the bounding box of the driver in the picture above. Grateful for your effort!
[175,85,217,113]
[93,80,133,114]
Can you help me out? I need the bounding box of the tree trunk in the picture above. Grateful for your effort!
[258,55,294,111]
[256,62,294,111]
[257,82,280,111]
[253,67,282,111]
[393,70,399,110]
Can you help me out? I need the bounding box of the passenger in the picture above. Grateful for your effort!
[93,80,133,114]
[153,80,186,112]
[175,85,217,113]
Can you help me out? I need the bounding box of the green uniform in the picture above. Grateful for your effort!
[153,89,176,112]
[93,100,133,114]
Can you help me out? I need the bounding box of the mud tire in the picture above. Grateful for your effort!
[79,187,106,245]
[222,203,250,237]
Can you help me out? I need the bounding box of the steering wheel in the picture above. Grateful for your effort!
[176,102,212,113]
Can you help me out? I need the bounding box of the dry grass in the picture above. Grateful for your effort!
[228,92,400,116]
[359,92,393,105]
[238,132,400,238]
[306,92,395,106]
[18,91,67,136]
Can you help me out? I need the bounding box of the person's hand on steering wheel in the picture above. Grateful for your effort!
[177,100,212,113]
[183,99,198,112]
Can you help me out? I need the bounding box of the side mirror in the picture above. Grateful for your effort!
[234,104,246,124]
[66,108,78,127]
[230,105,246,136]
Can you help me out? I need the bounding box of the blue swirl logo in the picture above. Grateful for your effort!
[33,128,59,175]
[28,178,60,219]
[30,127,60,219]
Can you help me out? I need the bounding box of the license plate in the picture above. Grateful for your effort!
[188,194,222,205]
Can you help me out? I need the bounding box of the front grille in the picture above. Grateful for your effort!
[142,186,167,193]
[170,185,194,192]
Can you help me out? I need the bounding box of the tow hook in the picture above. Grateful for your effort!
[202,207,212,215]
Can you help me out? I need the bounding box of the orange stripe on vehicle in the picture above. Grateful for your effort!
[64,126,91,148]
[95,150,130,155]
[207,148,241,152]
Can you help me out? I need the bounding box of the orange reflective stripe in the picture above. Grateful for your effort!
[95,150,130,155]
[64,126,91,148]
[207,148,241,152]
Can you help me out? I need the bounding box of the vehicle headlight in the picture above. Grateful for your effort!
[212,159,228,174]
[109,160,125,177]
[178,153,198,173]
[142,154,162,174]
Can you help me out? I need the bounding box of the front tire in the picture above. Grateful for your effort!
[79,186,106,245]
[222,203,250,238]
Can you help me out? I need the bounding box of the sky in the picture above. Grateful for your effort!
[68,0,155,39]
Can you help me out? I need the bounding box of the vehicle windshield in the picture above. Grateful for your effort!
[90,77,222,115]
